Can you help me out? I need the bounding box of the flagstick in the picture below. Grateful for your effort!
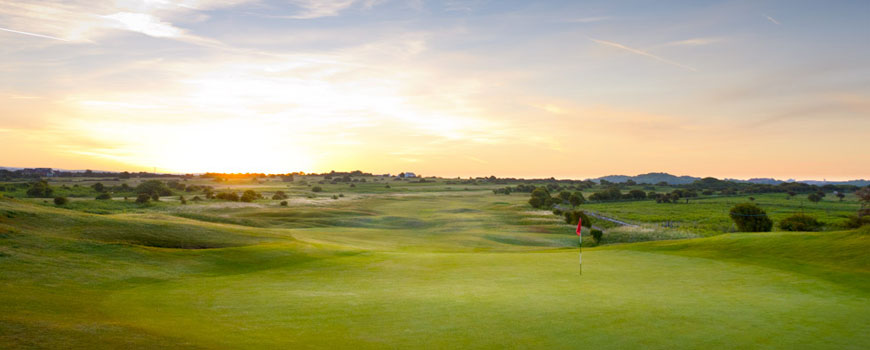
[579,233,582,275]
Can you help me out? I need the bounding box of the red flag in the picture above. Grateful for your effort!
[576,217,582,236]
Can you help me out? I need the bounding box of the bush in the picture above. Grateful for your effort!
[280,200,288,206]
[311,186,323,193]
[151,193,160,201]
[808,193,822,203]
[53,197,68,205]
[191,196,202,201]
[332,195,338,199]
[136,180,172,196]
[271,191,288,200]
[135,193,150,204]
[240,190,259,202]
[843,215,870,229]
[779,214,822,231]
[26,180,53,197]
[179,195,187,205]
[564,210,592,228]
[729,203,772,232]
[591,229,603,243]
[95,193,112,200]
[215,192,239,201]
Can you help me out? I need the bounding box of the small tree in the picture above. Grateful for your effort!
[26,180,53,197]
[312,186,323,193]
[787,191,796,200]
[836,192,845,202]
[779,214,822,232]
[180,195,187,205]
[569,193,585,208]
[280,200,288,206]
[135,193,150,204]
[272,191,288,200]
[53,196,68,205]
[729,203,772,232]
[92,182,105,192]
[856,187,870,217]
[240,190,259,202]
[563,210,592,228]
[807,193,822,203]
[151,193,160,201]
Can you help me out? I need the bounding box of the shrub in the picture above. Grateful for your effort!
[311,186,323,193]
[215,192,239,201]
[808,193,822,203]
[843,215,870,229]
[92,182,105,192]
[280,200,288,206]
[332,195,338,200]
[271,191,288,200]
[564,210,592,228]
[591,229,603,243]
[53,196,68,205]
[778,214,822,231]
[151,193,160,201]
[136,180,172,196]
[240,190,259,202]
[729,203,772,232]
[135,193,150,204]
[95,193,112,200]
[26,180,53,197]
[191,196,202,201]
[179,195,187,205]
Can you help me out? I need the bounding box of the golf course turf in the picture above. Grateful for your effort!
[1,183,868,349]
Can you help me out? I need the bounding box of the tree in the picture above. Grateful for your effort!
[312,186,323,193]
[92,182,105,192]
[779,214,822,231]
[558,191,572,203]
[215,192,239,201]
[569,193,585,208]
[280,200,288,206]
[136,180,172,196]
[563,210,592,228]
[26,180,53,197]
[135,193,150,204]
[807,193,822,203]
[240,190,259,202]
[53,197,68,205]
[836,192,845,201]
[729,203,772,232]
[528,187,552,209]
[151,193,160,201]
[95,193,112,200]
[856,187,870,217]
[787,191,796,200]
[626,189,646,200]
[180,195,187,205]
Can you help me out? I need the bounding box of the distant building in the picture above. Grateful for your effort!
[398,172,416,178]
[22,168,54,177]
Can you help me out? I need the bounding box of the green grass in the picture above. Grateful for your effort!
[581,193,861,234]
[0,181,868,349]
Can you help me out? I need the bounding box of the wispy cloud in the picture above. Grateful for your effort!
[287,0,358,19]
[0,26,68,41]
[764,14,780,25]
[589,38,697,72]
[661,37,721,47]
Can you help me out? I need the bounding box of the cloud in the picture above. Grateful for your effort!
[589,38,697,72]
[286,0,358,19]
[0,0,252,42]
[102,12,182,38]
[661,37,721,47]
[764,14,780,25]
[0,26,69,41]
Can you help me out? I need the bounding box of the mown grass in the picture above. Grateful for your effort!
[0,182,868,349]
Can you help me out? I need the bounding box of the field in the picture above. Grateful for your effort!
[1,177,868,349]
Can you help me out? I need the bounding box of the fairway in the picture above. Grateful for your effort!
[1,183,868,349]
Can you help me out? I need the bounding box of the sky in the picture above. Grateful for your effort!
[1,0,868,180]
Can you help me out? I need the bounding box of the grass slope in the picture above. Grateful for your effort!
[1,191,868,349]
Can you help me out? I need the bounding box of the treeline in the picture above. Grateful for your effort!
[0,169,181,180]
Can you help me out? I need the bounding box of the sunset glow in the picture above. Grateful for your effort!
[1,1,868,179]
